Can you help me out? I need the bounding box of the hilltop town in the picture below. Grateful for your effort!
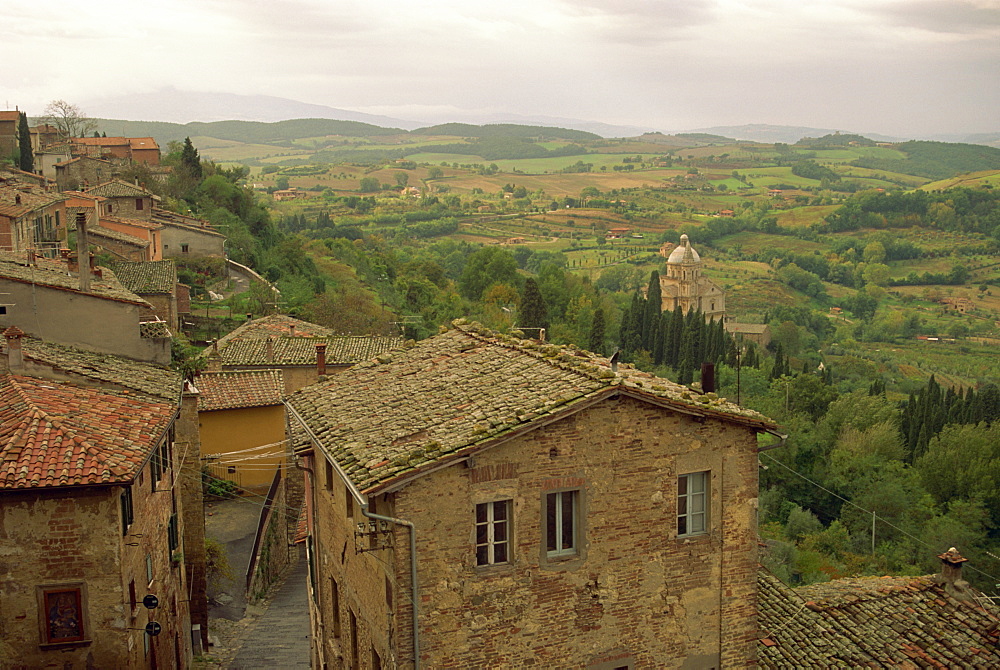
[2,105,1000,668]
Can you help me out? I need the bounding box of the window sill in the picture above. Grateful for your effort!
[473,561,515,575]
[40,639,92,650]
[677,533,712,544]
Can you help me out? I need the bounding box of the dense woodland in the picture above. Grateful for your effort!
[145,127,1000,594]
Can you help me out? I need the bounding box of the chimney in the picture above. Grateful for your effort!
[935,547,973,602]
[701,362,716,393]
[289,324,296,337]
[205,348,222,373]
[14,194,20,205]
[316,342,327,376]
[4,326,25,371]
[75,212,90,292]
[266,337,275,363]
[246,313,253,321]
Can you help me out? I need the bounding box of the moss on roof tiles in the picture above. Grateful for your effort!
[112,260,176,294]
[0,251,150,306]
[1,336,181,401]
[197,369,284,411]
[288,320,775,493]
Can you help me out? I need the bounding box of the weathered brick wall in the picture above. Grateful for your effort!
[388,394,760,668]
[0,446,191,669]
[103,195,153,221]
[246,476,291,602]
[179,388,209,651]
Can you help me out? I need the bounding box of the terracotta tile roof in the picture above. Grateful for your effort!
[216,314,335,346]
[0,335,182,401]
[73,137,130,147]
[0,374,176,489]
[85,179,156,199]
[150,209,226,237]
[196,369,284,411]
[758,570,1000,667]
[128,138,159,150]
[287,320,776,493]
[0,111,19,122]
[0,250,150,307]
[0,184,66,212]
[88,225,150,248]
[112,260,176,294]
[219,335,403,367]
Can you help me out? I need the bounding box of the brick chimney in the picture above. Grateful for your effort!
[205,344,222,373]
[289,324,296,337]
[315,342,327,376]
[3,326,25,371]
[266,337,275,364]
[935,547,973,602]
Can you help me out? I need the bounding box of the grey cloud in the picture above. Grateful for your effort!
[868,0,1000,35]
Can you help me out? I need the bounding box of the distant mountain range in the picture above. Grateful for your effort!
[81,89,1000,147]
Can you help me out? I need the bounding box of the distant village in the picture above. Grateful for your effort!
[2,110,1000,669]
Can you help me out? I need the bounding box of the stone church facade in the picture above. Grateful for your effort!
[655,234,727,321]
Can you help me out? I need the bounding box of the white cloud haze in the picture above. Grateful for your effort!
[3,0,998,136]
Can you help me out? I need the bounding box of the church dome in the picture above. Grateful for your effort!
[667,234,700,264]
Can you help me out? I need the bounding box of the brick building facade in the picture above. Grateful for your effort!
[287,321,779,668]
[0,330,197,669]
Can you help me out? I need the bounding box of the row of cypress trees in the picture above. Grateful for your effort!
[900,376,1000,462]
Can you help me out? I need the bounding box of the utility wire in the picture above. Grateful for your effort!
[760,452,1000,589]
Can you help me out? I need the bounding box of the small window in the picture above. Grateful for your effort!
[330,576,341,638]
[135,198,144,211]
[325,460,334,491]
[350,610,359,669]
[39,585,86,644]
[476,500,512,566]
[128,579,137,614]
[545,490,578,558]
[678,471,708,536]
[167,513,179,552]
[181,243,189,253]
[372,646,382,670]
[120,486,134,536]
[345,489,353,518]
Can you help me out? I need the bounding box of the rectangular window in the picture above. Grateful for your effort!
[120,486,134,536]
[345,488,353,518]
[40,586,86,644]
[145,553,154,586]
[330,576,341,638]
[350,610,359,669]
[476,500,512,566]
[135,198,144,211]
[167,513,179,551]
[372,646,382,670]
[325,460,334,491]
[546,490,578,558]
[181,243,189,253]
[128,579,137,615]
[678,471,708,537]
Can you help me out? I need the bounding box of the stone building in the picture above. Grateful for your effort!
[54,156,117,191]
[70,137,161,165]
[214,315,404,394]
[85,180,158,220]
[196,368,286,494]
[652,235,727,321]
[152,209,227,259]
[0,250,171,364]
[286,320,779,669]
[112,260,183,330]
[0,181,66,255]
[0,329,198,669]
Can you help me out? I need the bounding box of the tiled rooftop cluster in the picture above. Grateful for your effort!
[84,179,156,199]
[196,369,284,411]
[0,374,176,489]
[112,260,176,294]
[1,335,182,400]
[287,320,775,493]
[151,209,225,236]
[0,250,149,305]
[215,314,335,346]
[758,571,1000,667]
[87,226,150,248]
[220,335,405,366]
[0,184,65,217]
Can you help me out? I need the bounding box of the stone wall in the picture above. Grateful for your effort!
[0,437,192,669]
[309,393,760,668]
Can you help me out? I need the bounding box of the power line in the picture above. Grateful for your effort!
[759,452,1000,589]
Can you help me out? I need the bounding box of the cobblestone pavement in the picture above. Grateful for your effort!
[227,546,311,669]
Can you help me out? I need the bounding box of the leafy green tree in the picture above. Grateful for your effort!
[916,422,1000,523]
[17,112,32,172]
[394,171,409,188]
[459,246,518,300]
[359,177,380,193]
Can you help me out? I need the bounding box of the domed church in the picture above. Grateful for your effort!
[653,234,727,321]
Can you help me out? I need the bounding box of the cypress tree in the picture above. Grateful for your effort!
[17,112,33,173]
[620,292,644,356]
[653,313,666,365]
[667,305,684,367]
[519,277,548,332]
[180,137,202,179]
[589,308,606,355]
[642,271,661,351]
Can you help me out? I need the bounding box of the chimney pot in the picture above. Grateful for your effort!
[3,326,25,370]
[316,342,327,376]
[936,547,973,601]
[701,362,716,393]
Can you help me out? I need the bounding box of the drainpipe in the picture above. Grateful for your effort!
[758,428,788,452]
[362,506,420,670]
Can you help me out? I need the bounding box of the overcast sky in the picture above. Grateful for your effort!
[4,0,999,137]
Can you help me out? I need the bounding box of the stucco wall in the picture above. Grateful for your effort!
[161,226,225,259]
[0,278,169,364]
[310,393,761,669]
[199,405,286,494]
